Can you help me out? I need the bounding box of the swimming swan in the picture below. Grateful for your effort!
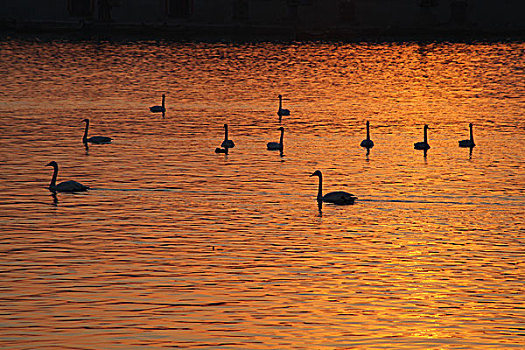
[310,170,357,205]
[360,121,374,148]
[267,127,284,150]
[46,161,89,193]
[459,123,475,148]
[277,94,290,116]
[414,124,430,150]
[150,94,166,113]
[82,119,112,144]
[221,124,235,148]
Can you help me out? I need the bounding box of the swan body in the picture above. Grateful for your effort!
[150,94,166,113]
[267,127,284,150]
[277,94,290,116]
[360,121,374,148]
[459,123,475,148]
[82,119,112,144]
[414,124,430,150]
[310,170,357,205]
[221,124,235,148]
[46,161,89,193]
[215,147,228,154]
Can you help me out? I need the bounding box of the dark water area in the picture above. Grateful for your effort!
[0,38,524,349]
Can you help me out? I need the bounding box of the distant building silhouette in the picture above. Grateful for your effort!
[1,0,524,38]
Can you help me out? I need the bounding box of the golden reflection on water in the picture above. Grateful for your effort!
[0,39,524,349]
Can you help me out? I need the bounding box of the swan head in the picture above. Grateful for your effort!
[469,123,473,127]
[278,94,282,99]
[224,124,228,129]
[424,124,429,130]
[310,170,322,178]
[278,126,284,131]
[82,118,89,123]
[46,161,57,167]
[366,120,370,126]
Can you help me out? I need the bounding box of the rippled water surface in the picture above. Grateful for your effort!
[0,39,524,349]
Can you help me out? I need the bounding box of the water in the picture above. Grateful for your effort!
[0,39,524,349]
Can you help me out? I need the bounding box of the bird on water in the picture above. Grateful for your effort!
[277,94,290,116]
[360,121,374,149]
[459,123,476,148]
[267,127,284,151]
[46,161,89,193]
[82,119,112,144]
[221,124,235,148]
[150,94,166,113]
[414,124,430,150]
[310,170,357,205]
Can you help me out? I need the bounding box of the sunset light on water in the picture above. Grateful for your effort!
[0,39,523,349]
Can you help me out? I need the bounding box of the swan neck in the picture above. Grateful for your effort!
[279,129,284,145]
[224,125,228,140]
[49,164,58,190]
[469,125,474,141]
[423,127,427,143]
[279,97,282,109]
[83,120,89,143]
[317,174,323,200]
[366,123,370,140]
[162,95,165,107]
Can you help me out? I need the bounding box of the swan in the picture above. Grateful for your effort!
[221,124,235,148]
[414,124,430,150]
[215,147,228,154]
[46,161,89,193]
[150,94,166,113]
[459,123,476,148]
[360,121,374,148]
[310,170,357,205]
[82,119,112,144]
[277,94,290,116]
[267,127,284,150]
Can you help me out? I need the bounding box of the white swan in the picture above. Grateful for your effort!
[221,124,235,148]
[414,124,430,150]
[150,94,166,113]
[82,119,112,144]
[46,161,89,193]
[267,127,284,150]
[310,170,357,205]
[277,94,290,116]
[360,121,374,148]
[459,123,475,148]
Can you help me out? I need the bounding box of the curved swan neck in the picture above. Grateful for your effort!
[49,163,58,189]
[316,173,323,200]
[366,121,370,140]
[83,120,89,143]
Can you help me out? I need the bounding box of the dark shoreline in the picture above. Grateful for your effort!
[1,22,524,43]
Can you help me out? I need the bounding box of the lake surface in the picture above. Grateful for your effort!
[0,38,524,349]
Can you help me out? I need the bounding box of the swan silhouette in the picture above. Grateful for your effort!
[221,124,235,148]
[46,161,89,193]
[267,127,284,150]
[150,94,166,113]
[360,121,374,148]
[310,170,357,205]
[82,119,112,144]
[414,124,430,150]
[459,123,475,148]
[277,94,290,116]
